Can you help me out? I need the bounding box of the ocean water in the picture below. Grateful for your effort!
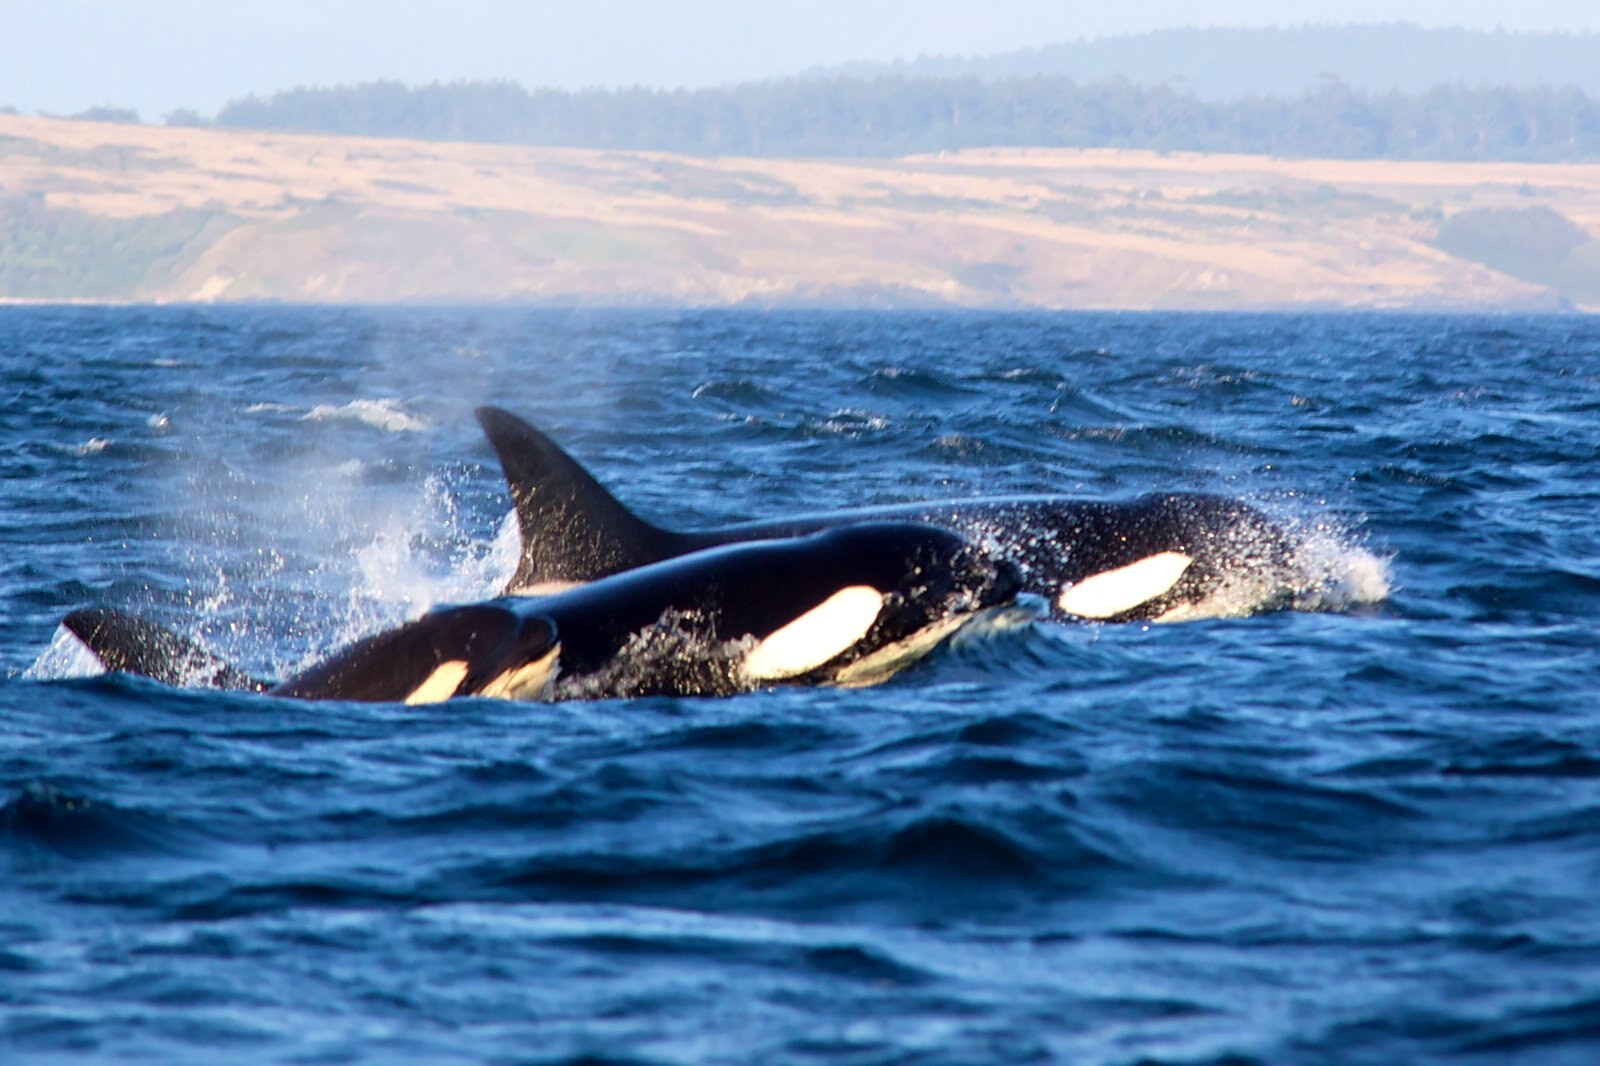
[2,306,1598,1065]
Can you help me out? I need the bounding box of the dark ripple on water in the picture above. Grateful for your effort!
[2,308,1600,1063]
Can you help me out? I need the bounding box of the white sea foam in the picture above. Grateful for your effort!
[1288,527,1393,613]
[817,409,891,435]
[302,399,430,434]
[1156,505,1391,623]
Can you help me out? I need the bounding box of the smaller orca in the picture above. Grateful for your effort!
[63,522,1021,703]
[476,406,1299,623]
[64,603,555,703]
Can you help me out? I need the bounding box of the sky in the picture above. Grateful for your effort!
[5,0,1599,121]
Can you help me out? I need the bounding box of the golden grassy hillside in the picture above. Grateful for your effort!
[4,113,1599,309]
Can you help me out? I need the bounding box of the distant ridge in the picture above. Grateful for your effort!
[178,23,1600,163]
[802,23,1600,99]
[16,24,1600,163]
[208,77,1600,162]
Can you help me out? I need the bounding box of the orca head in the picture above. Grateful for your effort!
[858,521,1023,620]
[739,522,1022,688]
[1050,494,1296,622]
[271,604,560,703]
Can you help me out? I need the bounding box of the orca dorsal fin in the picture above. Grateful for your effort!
[475,407,686,594]
[62,608,271,692]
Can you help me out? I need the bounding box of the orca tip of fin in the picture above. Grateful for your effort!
[61,607,115,643]
[475,405,538,440]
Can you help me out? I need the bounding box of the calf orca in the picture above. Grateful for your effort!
[63,522,1021,703]
[476,406,1299,624]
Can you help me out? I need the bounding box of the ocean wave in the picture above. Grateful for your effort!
[0,782,206,860]
[444,801,1132,920]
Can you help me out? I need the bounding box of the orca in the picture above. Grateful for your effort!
[476,406,1298,624]
[63,522,1022,703]
[63,603,549,702]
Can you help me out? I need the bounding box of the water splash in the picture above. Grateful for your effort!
[22,626,106,680]
[1287,525,1393,614]
[1158,504,1391,623]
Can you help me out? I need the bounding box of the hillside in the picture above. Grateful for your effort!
[3,113,1598,310]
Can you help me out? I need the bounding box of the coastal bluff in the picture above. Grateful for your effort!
[4,113,1598,310]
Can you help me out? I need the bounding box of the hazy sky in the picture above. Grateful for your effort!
[6,1,1599,120]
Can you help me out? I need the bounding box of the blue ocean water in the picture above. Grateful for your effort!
[2,306,1598,1064]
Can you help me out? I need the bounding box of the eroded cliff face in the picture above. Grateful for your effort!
[1,114,1591,310]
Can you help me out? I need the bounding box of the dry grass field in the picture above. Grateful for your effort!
[4,113,1599,309]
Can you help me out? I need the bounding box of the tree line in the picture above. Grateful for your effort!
[193,76,1600,162]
